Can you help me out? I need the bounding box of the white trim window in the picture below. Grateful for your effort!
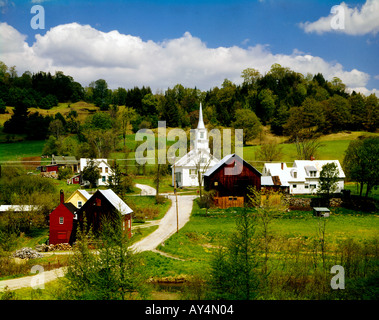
[59,217,64,224]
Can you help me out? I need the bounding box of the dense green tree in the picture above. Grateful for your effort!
[232,109,262,144]
[318,162,340,197]
[257,88,276,124]
[82,159,101,188]
[60,214,150,300]
[322,95,351,133]
[0,98,6,114]
[209,208,259,300]
[343,137,379,197]
[364,94,379,132]
[24,112,52,140]
[85,112,113,130]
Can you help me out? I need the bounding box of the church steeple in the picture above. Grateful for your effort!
[194,103,209,152]
[197,103,205,129]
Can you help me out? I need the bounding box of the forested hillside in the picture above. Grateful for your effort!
[0,61,378,143]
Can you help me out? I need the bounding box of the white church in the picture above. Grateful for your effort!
[171,104,220,187]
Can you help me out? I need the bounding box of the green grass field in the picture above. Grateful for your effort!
[0,140,45,162]
[140,200,379,300]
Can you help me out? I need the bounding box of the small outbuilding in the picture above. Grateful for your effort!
[313,207,330,217]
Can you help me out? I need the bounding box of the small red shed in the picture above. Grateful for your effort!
[67,174,81,185]
[49,190,77,245]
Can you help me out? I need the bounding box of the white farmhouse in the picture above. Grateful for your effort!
[80,158,114,186]
[262,160,345,195]
[171,104,220,187]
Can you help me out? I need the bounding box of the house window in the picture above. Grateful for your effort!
[96,198,101,206]
[310,184,316,189]
[105,167,108,173]
[305,184,309,189]
[190,169,197,175]
[102,176,106,182]
[310,171,317,177]
[200,132,204,139]
[293,184,297,189]
[59,217,64,224]
[293,172,297,178]
[77,201,83,208]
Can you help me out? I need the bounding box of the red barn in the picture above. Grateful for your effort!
[49,190,77,245]
[204,154,262,208]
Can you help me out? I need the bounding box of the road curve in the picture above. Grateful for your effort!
[131,193,195,252]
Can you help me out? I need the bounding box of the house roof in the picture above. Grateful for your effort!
[63,202,77,214]
[52,155,78,165]
[0,205,40,212]
[97,189,133,215]
[204,154,234,176]
[293,160,345,179]
[263,160,345,186]
[204,153,261,177]
[263,163,292,186]
[261,176,274,186]
[66,189,92,203]
[80,158,112,172]
[173,148,219,168]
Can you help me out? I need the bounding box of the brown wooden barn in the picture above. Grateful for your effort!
[204,154,262,208]
[72,189,133,243]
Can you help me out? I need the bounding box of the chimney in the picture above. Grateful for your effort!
[60,189,64,204]
[281,162,284,170]
[310,156,315,161]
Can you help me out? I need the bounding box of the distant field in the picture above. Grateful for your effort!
[0,140,45,162]
[0,101,98,127]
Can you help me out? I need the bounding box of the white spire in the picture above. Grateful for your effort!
[197,103,205,129]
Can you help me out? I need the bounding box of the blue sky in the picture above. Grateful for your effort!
[0,0,378,93]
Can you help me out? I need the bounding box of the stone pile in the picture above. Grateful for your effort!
[12,247,43,259]
[35,243,72,252]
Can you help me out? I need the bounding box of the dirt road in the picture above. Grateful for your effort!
[131,193,195,252]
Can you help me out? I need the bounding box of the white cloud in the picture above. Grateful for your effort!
[347,87,379,95]
[0,22,376,94]
[300,0,379,35]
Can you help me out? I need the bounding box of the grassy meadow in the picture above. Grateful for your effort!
[140,201,379,299]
